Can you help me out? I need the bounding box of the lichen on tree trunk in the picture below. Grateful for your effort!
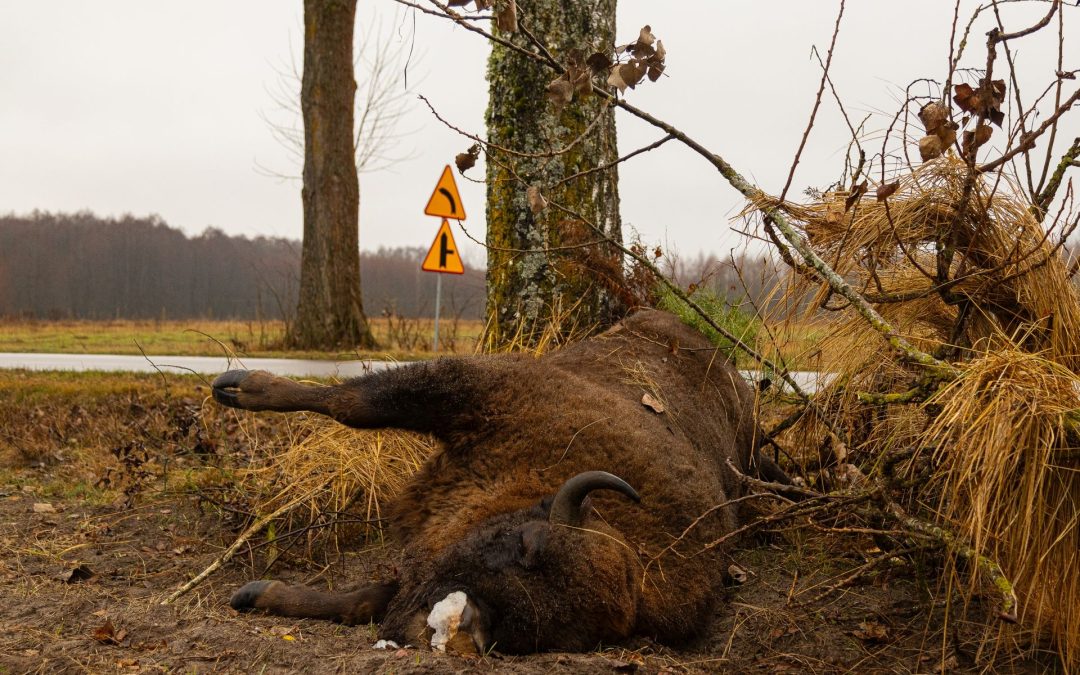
[485,0,623,347]
[289,0,376,350]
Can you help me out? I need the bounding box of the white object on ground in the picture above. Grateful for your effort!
[427,591,468,652]
[372,639,400,650]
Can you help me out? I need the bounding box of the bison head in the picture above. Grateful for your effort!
[384,471,644,654]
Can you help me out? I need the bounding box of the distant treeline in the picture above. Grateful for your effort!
[0,211,783,321]
[0,212,486,320]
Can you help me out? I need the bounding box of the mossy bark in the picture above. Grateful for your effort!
[289,0,376,350]
[485,0,623,347]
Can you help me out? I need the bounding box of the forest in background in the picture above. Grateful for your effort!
[0,212,487,320]
[0,211,777,321]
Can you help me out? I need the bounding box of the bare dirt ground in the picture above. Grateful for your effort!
[0,372,1058,673]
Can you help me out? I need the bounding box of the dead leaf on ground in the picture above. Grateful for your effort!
[641,393,665,414]
[60,563,95,584]
[32,502,56,514]
[93,619,127,645]
[852,619,890,643]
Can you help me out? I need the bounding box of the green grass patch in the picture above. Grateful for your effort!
[657,286,761,364]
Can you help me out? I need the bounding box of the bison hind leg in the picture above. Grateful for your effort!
[231,579,399,625]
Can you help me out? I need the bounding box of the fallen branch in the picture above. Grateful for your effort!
[882,499,1018,622]
[161,486,326,605]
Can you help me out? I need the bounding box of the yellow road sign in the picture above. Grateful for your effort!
[421,220,465,274]
[423,165,467,220]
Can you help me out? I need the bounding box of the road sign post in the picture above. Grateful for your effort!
[420,165,467,352]
[433,273,442,352]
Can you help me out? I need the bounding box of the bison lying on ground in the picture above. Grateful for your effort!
[212,309,783,654]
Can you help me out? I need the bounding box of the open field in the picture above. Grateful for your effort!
[0,317,486,361]
[0,369,1053,673]
[0,316,828,371]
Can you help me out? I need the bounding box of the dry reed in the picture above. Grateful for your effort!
[766,155,1080,669]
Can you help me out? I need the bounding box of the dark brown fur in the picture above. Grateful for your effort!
[213,309,777,654]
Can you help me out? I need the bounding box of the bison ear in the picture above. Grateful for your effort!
[520,522,549,569]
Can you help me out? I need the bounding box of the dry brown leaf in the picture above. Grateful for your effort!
[495,0,517,33]
[526,185,547,214]
[953,83,978,113]
[953,79,1006,127]
[918,101,948,134]
[919,135,944,161]
[619,61,647,90]
[962,123,993,155]
[844,181,868,211]
[93,620,121,644]
[852,620,890,643]
[545,78,574,110]
[641,393,665,414]
[637,25,656,47]
[607,66,628,93]
[454,144,480,173]
[571,68,592,98]
[60,564,95,584]
[934,123,958,148]
[586,52,612,74]
[875,181,900,201]
[32,502,55,513]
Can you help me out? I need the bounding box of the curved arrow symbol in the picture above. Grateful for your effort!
[438,187,457,215]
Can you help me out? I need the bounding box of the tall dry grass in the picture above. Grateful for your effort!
[768,155,1080,669]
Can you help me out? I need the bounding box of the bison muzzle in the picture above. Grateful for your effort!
[212,309,783,654]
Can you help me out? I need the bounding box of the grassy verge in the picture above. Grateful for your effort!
[0,316,485,360]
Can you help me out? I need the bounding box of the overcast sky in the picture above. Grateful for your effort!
[1,1,1076,264]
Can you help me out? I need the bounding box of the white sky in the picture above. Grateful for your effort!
[1,1,1076,264]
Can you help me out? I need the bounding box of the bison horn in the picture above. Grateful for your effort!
[549,471,641,527]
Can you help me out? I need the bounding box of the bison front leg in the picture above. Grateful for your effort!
[231,579,399,625]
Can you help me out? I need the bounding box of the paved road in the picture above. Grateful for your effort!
[0,352,393,378]
[0,352,829,392]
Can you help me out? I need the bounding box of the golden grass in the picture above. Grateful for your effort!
[766,155,1080,669]
[234,414,436,555]
[0,316,484,359]
[922,348,1080,666]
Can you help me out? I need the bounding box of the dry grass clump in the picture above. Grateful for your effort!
[767,155,1080,668]
[922,348,1080,667]
[234,413,435,558]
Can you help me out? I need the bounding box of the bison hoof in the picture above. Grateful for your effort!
[231,580,278,612]
[212,370,252,409]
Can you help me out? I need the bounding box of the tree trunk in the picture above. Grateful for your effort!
[485,0,623,348]
[289,0,375,350]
